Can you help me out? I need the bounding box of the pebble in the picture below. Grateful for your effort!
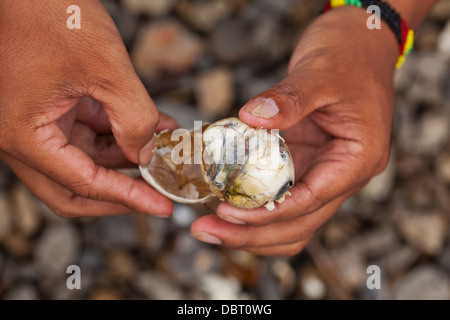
[123,0,178,17]
[3,284,39,300]
[89,288,124,300]
[436,152,450,183]
[417,112,449,155]
[176,0,233,32]
[2,234,32,259]
[250,16,293,61]
[397,210,447,255]
[107,250,138,282]
[360,148,396,202]
[10,183,41,237]
[376,246,419,276]
[270,258,297,297]
[330,247,367,290]
[199,273,243,300]
[300,273,327,300]
[195,67,235,120]
[429,0,450,22]
[134,271,185,299]
[351,225,400,259]
[88,215,138,250]
[172,203,202,228]
[131,20,203,79]
[0,194,12,241]
[393,266,450,300]
[34,223,80,274]
[210,20,249,63]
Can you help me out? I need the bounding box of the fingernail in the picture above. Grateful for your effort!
[217,213,246,225]
[191,232,222,245]
[244,98,279,119]
[138,137,155,167]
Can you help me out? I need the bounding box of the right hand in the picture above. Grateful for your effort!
[0,0,176,217]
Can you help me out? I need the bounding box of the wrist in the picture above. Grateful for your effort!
[385,0,438,30]
[289,6,399,75]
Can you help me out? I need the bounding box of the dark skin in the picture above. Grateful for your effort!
[0,0,438,255]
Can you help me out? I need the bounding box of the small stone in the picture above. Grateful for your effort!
[396,154,427,178]
[10,183,41,237]
[90,288,124,300]
[417,112,450,155]
[299,268,327,300]
[131,20,203,79]
[0,194,12,241]
[2,234,32,258]
[250,16,293,61]
[88,215,138,250]
[393,266,450,300]
[200,273,242,300]
[438,246,450,273]
[34,223,80,274]
[321,216,360,248]
[172,203,198,228]
[351,225,400,259]
[107,250,138,281]
[360,148,396,202]
[4,284,39,300]
[330,247,366,289]
[123,0,178,17]
[195,67,235,120]
[436,152,450,183]
[176,0,233,32]
[376,246,419,275]
[161,232,220,284]
[210,20,249,64]
[415,22,439,50]
[270,258,296,297]
[397,210,447,255]
[134,271,185,299]
[429,0,450,22]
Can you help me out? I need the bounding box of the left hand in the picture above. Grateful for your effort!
[190,6,397,256]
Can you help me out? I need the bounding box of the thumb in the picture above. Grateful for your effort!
[239,71,322,130]
[92,75,159,166]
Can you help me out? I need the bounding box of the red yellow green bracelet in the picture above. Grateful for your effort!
[323,0,414,68]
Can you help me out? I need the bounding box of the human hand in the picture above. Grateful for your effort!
[0,0,176,217]
[191,7,399,255]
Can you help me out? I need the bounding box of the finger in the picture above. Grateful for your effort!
[89,62,160,165]
[242,239,311,257]
[239,70,326,130]
[191,214,314,249]
[69,121,134,168]
[192,194,345,250]
[12,123,173,216]
[1,152,133,217]
[216,141,366,226]
[156,112,179,132]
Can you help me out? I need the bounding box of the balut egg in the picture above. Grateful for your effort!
[139,117,295,210]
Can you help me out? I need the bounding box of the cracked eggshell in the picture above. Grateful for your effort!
[201,118,295,210]
[139,128,215,204]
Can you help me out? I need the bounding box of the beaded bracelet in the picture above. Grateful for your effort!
[323,0,414,68]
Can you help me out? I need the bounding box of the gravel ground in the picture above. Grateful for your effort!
[1,0,450,300]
